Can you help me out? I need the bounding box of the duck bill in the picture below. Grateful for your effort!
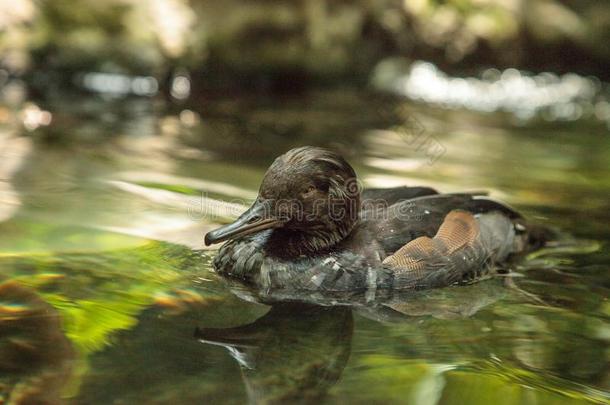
[204,200,284,245]
[195,326,260,348]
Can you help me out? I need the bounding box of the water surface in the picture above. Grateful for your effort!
[0,90,608,404]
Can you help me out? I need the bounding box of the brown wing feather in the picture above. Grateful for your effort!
[383,210,480,270]
[382,236,435,274]
[434,210,480,254]
[382,210,518,289]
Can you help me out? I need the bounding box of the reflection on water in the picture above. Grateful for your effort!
[197,304,353,404]
[373,59,610,126]
[79,72,159,98]
[0,87,608,403]
[0,281,74,404]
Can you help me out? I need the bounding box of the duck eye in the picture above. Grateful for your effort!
[303,185,316,195]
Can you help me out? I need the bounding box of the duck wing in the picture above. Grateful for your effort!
[382,210,520,289]
[367,193,522,255]
[361,186,437,207]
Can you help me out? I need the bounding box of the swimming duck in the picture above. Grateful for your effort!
[205,146,548,293]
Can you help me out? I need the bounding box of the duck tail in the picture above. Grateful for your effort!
[518,220,562,253]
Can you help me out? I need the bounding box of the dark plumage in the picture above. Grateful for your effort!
[205,146,550,293]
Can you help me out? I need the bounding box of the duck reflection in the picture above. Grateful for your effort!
[0,281,74,405]
[196,304,353,404]
[196,278,510,404]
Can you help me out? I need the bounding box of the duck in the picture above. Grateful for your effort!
[204,146,550,293]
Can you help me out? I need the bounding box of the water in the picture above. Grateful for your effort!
[372,60,610,125]
[0,88,608,404]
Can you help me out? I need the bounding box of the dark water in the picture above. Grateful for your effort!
[0,90,608,404]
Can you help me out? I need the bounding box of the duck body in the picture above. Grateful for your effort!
[213,191,533,293]
[206,147,548,293]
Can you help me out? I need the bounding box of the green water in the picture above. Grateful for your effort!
[0,91,608,404]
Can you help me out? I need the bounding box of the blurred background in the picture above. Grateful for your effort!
[2,0,610,118]
[4,0,610,84]
[0,1,609,404]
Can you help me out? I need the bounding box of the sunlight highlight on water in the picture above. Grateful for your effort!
[374,60,609,125]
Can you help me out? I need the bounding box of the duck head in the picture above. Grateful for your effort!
[204,146,360,254]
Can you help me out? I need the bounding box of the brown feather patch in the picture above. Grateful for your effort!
[382,236,435,269]
[434,210,479,253]
[383,210,480,271]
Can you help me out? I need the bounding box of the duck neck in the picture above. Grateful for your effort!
[268,218,357,258]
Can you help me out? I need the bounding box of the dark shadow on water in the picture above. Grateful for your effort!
[196,304,353,404]
[193,279,509,404]
[192,268,609,404]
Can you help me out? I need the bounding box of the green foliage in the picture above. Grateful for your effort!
[0,241,216,396]
[1,242,209,352]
